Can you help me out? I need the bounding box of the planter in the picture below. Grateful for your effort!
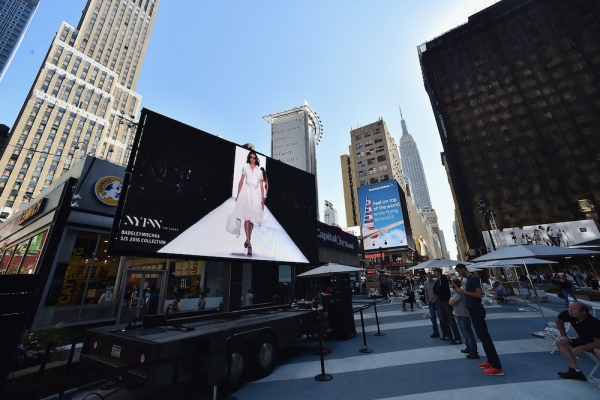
[575,290,600,301]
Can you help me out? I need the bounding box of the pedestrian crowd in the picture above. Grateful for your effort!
[419,264,600,380]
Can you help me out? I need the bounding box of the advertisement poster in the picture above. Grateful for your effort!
[483,219,600,250]
[358,180,407,250]
[109,109,318,264]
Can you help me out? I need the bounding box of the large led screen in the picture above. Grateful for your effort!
[109,109,318,264]
[358,180,408,250]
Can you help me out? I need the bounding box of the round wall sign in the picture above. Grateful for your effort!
[95,176,123,206]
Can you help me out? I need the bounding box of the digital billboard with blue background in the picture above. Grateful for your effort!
[358,180,409,250]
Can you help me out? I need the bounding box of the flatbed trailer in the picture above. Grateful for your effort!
[81,305,317,393]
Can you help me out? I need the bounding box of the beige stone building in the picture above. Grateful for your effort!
[0,0,160,219]
[340,119,403,227]
[340,118,442,260]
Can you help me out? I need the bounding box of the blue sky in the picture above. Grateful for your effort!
[0,0,500,259]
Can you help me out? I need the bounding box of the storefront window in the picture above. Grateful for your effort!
[166,259,204,300]
[19,231,48,274]
[5,239,29,274]
[204,261,225,299]
[43,230,119,324]
[0,245,15,274]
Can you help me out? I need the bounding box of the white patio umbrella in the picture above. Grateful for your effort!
[406,258,471,272]
[472,245,598,324]
[471,244,599,262]
[471,258,558,301]
[297,263,363,278]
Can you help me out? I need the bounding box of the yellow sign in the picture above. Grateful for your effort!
[95,176,123,206]
[18,198,47,225]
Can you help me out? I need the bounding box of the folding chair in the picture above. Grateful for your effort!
[387,292,400,305]
[585,351,600,387]
[482,290,497,307]
[415,299,430,319]
[546,322,571,354]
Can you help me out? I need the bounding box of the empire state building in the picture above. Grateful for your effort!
[398,109,432,211]
[0,0,160,219]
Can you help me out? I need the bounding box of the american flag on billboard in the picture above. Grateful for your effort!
[363,198,378,238]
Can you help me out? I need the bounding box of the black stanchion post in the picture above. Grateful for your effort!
[314,316,333,382]
[311,313,332,356]
[373,301,385,336]
[358,308,373,353]
[32,340,54,400]
[170,354,179,400]
[58,338,78,399]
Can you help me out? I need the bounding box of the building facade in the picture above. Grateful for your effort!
[340,118,442,265]
[0,0,159,220]
[323,200,339,226]
[0,0,40,82]
[398,109,432,210]
[341,119,403,227]
[419,0,600,256]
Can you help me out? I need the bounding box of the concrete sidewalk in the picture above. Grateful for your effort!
[61,296,600,399]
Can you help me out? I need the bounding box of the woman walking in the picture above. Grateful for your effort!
[226,150,265,256]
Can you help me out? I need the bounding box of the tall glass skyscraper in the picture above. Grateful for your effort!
[0,0,40,82]
[0,0,160,219]
[398,109,432,210]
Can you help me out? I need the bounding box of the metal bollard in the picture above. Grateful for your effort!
[358,308,373,353]
[373,301,385,336]
[314,316,333,381]
[311,313,332,356]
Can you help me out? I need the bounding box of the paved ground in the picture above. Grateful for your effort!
[65,294,600,399]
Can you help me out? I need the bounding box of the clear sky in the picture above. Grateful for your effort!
[0,0,500,259]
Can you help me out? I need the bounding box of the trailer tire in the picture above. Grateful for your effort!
[250,333,279,378]
[224,341,248,394]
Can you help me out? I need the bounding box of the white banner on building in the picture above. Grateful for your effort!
[271,112,307,171]
[483,219,600,249]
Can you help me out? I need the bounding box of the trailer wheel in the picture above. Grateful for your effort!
[224,341,248,394]
[250,333,279,378]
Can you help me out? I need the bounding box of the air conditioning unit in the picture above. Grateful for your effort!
[578,199,594,212]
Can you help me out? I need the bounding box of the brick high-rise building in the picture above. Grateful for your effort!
[419,0,600,256]
[0,0,160,219]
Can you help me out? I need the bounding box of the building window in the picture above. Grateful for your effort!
[377,155,386,162]
[375,145,384,153]
[356,152,365,158]
[359,170,367,177]
[374,137,383,144]
[370,177,379,184]
[359,179,368,187]
[379,165,388,171]
[367,158,376,165]
[368,168,377,175]
[357,160,366,168]
[355,143,364,150]
[380,174,389,182]
[355,134,361,141]
[42,231,119,323]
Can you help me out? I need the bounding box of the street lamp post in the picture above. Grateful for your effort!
[477,197,502,251]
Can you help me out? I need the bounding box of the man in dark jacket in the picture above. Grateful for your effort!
[433,268,461,344]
